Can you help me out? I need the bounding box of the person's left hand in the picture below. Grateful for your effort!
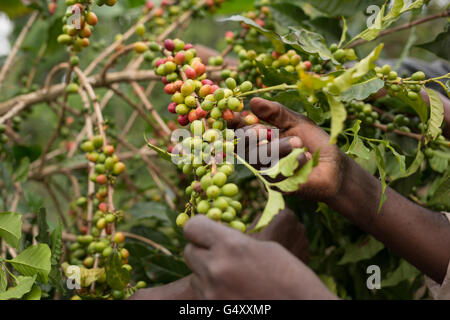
[183,215,337,300]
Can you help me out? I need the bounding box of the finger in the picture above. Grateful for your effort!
[184,243,210,274]
[190,274,206,300]
[184,215,233,248]
[243,136,303,168]
[250,97,300,130]
[226,112,247,129]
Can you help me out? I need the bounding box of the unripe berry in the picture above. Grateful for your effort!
[207,208,222,221]
[222,183,238,197]
[230,220,246,232]
[113,162,126,175]
[104,145,115,155]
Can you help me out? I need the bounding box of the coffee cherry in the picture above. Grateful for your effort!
[164,39,175,51]
[81,141,95,152]
[239,81,253,93]
[99,202,108,213]
[113,162,126,175]
[136,281,147,289]
[227,97,241,111]
[176,213,190,227]
[83,256,95,268]
[66,83,79,94]
[178,114,189,126]
[407,91,419,100]
[206,185,220,199]
[102,247,113,257]
[96,174,107,185]
[207,208,222,220]
[212,172,227,187]
[230,220,246,232]
[113,232,125,244]
[222,183,238,197]
[112,290,124,300]
[411,71,426,81]
[104,145,115,155]
[333,49,346,61]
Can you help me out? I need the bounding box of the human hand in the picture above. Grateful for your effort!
[183,215,336,300]
[228,97,347,203]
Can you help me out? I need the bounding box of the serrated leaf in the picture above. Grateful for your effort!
[0,275,36,300]
[338,236,384,265]
[272,151,319,192]
[23,284,41,300]
[0,212,22,248]
[260,148,306,179]
[326,94,347,144]
[381,260,420,288]
[429,152,449,173]
[341,78,384,102]
[7,244,51,284]
[254,189,285,231]
[424,88,444,141]
[347,120,370,160]
[105,251,130,290]
[220,15,285,53]
[35,208,49,245]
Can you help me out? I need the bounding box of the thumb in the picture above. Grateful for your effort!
[249,97,300,130]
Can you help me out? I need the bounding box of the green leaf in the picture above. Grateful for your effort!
[0,268,7,292]
[424,88,444,141]
[23,284,41,300]
[381,260,421,288]
[220,15,285,53]
[260,148,306,179]
[144,253,191,284]
[397,90,428,125]
[338,16,348,48]
[338,236,384,265]
[254,189,285,231]
[50,220,63,266]
[80,267,105,288]
[272,151,319,193]
[105,251,130,290]
[341,78,385,102]
[0,212,22,248]
[282,26,335,62]
[390,149,424,181]
[0,275,36,300]
[370,143,387,213]
[7,244,51,284]
[428,174,450,210]
[331,44,384,95]
[326,94,347,144]
[293,0,385,17]
[14,157,30,183]
[416,23,450,60]
[347,121,370,160]
[256,62,299,86]
[147,143,172,162]
[35,208,49,245]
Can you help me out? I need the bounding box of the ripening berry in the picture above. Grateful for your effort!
[222,109,234,121]
[99,202,108,213]
[114,232,125,244]
[86,12,98,26]
[145,1,154,10]
[174,51,186,65]
[199,85,212,98]
[164,83,176,95]
[104,145,115,155]
[188,110,198,123]
[192,62,206,76]
[113,162,126,175]
[185,67,197,79]
[195,106,207,119]
[244,114,259,125]
[96,174,107,185]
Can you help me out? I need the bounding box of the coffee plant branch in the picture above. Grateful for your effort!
[347,9,450,48]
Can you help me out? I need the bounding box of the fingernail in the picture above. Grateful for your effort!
[289,137,303,148]
[305,152,312,161]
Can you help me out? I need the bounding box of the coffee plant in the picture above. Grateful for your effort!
[0,0,449,300]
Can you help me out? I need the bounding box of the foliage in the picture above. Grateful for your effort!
[0,0,449,300]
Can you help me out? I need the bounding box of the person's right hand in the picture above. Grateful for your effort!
[228,97,347,203]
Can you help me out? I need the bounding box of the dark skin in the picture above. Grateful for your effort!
[180,97,449,300]
[129,208,310,300]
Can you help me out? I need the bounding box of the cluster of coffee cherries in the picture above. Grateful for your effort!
[80,135,126,187]
[57,0,104,54]
[138,38,253,231]
[63,228,144,299]
[377,65,426,101]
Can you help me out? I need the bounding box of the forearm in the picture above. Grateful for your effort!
[327,155,450,283]
[128,275,197,300]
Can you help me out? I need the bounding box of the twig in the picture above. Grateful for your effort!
[0,11,39,91]
[42,182,68,230]
[122,232,172,256]
[346,10,450,48]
